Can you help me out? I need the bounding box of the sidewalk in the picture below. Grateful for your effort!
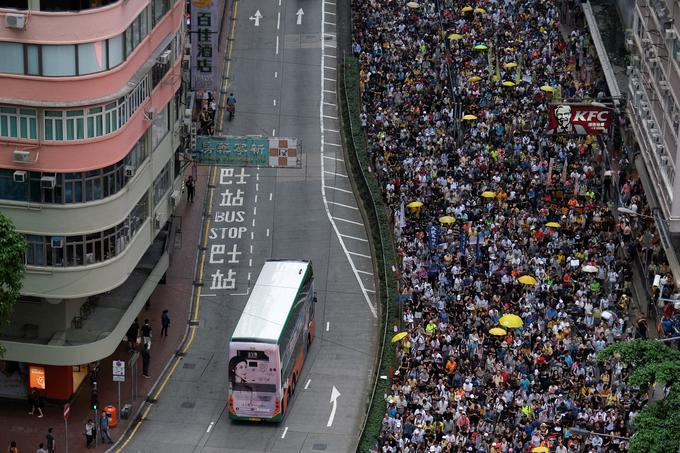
[0,164,209,453]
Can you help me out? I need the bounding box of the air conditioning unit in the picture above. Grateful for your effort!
[124,165,135,177]
[40,176,56,189]
[5,13,26,30]
[183,108,192,126]
[659,81,670,92]
[158,50,171,65]
[661,155,669,166]
[652,132,661,143]
[656,144,665,154]
[12,150,31,163]
[631,56,640,65]
[666,28,676,40]
[13,170,26,183]
[51,236,64,248]
[85,253,95,264]
[170,190,180,208]
[646,48,656,59]
[153,215,161,230]
[626,65,634,76]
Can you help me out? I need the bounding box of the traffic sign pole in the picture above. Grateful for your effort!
[63,403,70,453]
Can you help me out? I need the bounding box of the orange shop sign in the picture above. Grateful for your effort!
[29,366,46,390]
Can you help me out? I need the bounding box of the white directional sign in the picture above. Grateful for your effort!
[326,386,341,427]
[250,10,262,27]
[296,8,304,25]
[112,360,125,382]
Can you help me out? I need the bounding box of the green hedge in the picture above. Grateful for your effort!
[339,54,400,453]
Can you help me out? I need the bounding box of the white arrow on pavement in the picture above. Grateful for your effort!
[249,10,262,27]
[326,386,341,427]
[296,8,304,25]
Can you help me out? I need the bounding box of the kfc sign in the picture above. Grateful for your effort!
[546,104,612,135]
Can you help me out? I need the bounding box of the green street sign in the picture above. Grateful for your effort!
[194,136,269,166]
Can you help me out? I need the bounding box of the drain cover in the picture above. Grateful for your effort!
[183,363,196,369]
[181,401,195,409]
[312,444,327,451]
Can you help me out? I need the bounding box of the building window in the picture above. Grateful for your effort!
[0,136,147,204]
[24,191,150,267]
[152,103,169,150]
[0,4,167,76]
[0,107,37,140]
[152,161,172,206]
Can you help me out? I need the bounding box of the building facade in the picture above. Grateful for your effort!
[0,0,186,399]
[627,0,680,232]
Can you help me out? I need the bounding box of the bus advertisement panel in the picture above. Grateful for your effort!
[228,343,280,420]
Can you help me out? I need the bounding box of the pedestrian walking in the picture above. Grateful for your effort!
[7,441,18,453]
[141,343,151,378]
[35,443,47,453]
[99,411,113,444]
[141,319,152,348]
[160,309,170,337]
[185,175,195,203]
[126,318,139,352]
[45,428,54,453]
[84,419,96,449]
[28,388,43,418]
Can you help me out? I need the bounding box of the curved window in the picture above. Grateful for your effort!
[24,191,149,267]
[0,136,147,204]
[0,3,160,76]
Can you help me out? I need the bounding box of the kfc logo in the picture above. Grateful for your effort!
[547,104,612,135]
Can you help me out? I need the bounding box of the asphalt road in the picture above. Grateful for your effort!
[119,0,379,451]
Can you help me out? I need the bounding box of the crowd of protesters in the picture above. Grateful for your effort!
[351,0,659,451]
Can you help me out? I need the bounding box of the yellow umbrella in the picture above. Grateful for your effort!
[540,85,555,92]
[391,332,409,343]
[489,327,507,336]
[462,114,478,120]
[503,62,518,69]
[499,314,524,329]
[474,7,487,13]
[532,448,549,453]
[518,275,537,285]
[448,33,464,40]
[481,191,496,198]
[502,81,516,87]
[545,222,561,228]
[474,44,489,50]
[406,1,420,8]
[439,216,456,224]
[462,5,473,12]
[468,75,482,82]
[407,201,423,208]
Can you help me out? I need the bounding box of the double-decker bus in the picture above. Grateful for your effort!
[228,260,315,421]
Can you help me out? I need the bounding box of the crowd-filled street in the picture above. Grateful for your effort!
[352,0,660,451]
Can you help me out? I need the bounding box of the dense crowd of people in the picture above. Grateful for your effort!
[352,0,655,451]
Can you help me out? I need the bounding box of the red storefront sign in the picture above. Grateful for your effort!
[546,103,612,135]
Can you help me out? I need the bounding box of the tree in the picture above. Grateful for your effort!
[597,339,680,453]
[0,213,25,355]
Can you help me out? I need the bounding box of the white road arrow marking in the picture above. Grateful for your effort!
[249,10,262,26]
[296,8,304,25]
[326,386,341,427]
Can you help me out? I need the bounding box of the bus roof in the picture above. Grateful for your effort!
[231,260,311,343]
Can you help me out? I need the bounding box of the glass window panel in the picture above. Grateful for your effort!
[0,42,24,74]
[0,117,6,136]
[76,118,84,139]
[107,34,123,69]
[132,17,140,48]
[95,115,103,135]
[0,107,16,114]
[19,108,35,116]
[111,111,117,131]
[89,106,102,114]
[125,27,133,57]
[54,119,63,140]
[66,110,83,117]
[140,7,148,37]
[45,111,61,118]
[44,120,53,140]
[9,117,17,137]
[28,117,36,139]
[26,45,40,75]
[19,117,27,138]
[66,119,75,140]
[77,41,106,75]
[42,45,76,76]
[87,117,95,138]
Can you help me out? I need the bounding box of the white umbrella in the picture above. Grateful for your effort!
[582,264,598,273]
[601,310,613,320]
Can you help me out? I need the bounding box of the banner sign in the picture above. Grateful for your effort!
[195,136,269,166]
[191,0,218,90]
[194,136,301,167]
[546,103,612,135]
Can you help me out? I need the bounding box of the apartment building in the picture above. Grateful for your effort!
[627,0,680,233]
[0,0,186,400]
